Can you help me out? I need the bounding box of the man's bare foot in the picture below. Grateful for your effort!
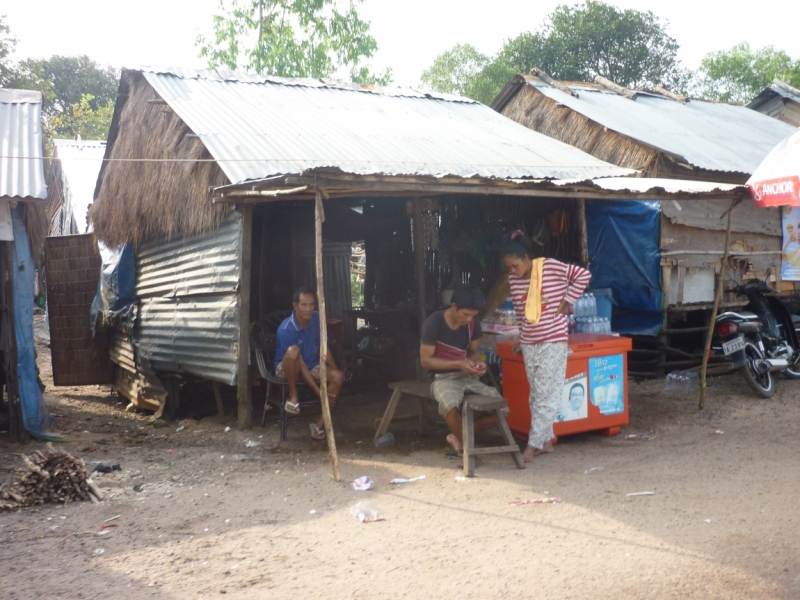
[446,433,463,453]
[522,445,536,463]
[534,441,554,456]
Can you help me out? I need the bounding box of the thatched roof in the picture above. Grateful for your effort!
[90,71,230,247]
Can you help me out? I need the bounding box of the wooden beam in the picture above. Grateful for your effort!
[576,198,589,268]
[653,84,687,103]
[594,76,638,100]
[700,199,736,410]
[315,189,341,481]
[530,67,579,98]
[412,198,428,326]
[237,204,253,430]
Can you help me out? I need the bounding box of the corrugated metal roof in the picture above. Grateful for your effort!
[555,177,746,195]
[519,77,795,175]
[0,89,47,200]
[53,140,106,234]
[138,68,632,184]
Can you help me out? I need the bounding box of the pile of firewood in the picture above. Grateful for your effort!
[0,444,104,510]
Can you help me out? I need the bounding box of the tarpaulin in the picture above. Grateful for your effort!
[586,200,662,336]
[90,241,136,335]
[11,206,49,436]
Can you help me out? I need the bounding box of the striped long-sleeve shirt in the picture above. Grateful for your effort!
[508,259,592,345]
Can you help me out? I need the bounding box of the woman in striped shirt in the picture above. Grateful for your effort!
[504,231,591,462]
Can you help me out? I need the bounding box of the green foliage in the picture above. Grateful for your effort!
[47,94,114,142]
[0,14,17,86]
[421,44,490,96]
[197,0,390,83]
[420,1,689,104]
[694,42,800,104]
[6,55,118,119]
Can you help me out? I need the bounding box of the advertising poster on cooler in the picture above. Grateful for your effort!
[558,372,588,422]
[782,206,800,281]
[589,354,624,415]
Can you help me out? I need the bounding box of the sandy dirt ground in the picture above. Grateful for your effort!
[2,315,800,599]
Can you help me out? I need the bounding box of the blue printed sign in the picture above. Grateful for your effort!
[589,354,624,415]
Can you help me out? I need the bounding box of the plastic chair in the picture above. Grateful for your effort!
[253,311,345,441]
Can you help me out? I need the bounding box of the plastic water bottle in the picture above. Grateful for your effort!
[588,293,597,317]
[665,370,700,393]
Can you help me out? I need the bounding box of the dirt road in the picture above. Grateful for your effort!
[2,323,800,599]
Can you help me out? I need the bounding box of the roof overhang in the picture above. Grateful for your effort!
[212,171,750,204]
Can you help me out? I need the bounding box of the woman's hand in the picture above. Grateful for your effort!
[512,342,521,355]
[557,300,571,315]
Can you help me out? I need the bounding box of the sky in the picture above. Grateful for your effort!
[3,0,800,88]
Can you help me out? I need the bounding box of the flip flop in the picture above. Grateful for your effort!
[444,449,464,460]
[309,423,326,440]
[284,400,301,415]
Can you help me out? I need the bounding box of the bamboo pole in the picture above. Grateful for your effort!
[315,189,341,481]
[412,198,427,325]
[699,199,737,410]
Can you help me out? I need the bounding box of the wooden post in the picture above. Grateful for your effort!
[699,199,736,410]
[237,205,254,429]
[412,198,427,325]
[315,189,341,481]
[576,198,590,268]
[4,241,26,443]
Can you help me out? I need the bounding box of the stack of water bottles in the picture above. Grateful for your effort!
[568,293,612,334]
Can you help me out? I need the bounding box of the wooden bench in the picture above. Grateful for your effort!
[373,380,434,443]
[461,395,525,477]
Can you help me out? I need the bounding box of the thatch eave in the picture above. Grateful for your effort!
[90,69,230,248]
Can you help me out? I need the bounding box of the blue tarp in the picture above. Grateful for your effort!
[11,207,49,436]
[90,241,136,334]
[586,200,662,336]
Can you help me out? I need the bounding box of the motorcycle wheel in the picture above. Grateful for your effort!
[742,341,775,398]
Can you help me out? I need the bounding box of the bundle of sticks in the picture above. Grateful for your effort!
[0,443,104,510]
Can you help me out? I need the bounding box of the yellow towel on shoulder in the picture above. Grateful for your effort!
[525,258,546,324]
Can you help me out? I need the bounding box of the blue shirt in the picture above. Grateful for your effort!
[274,311,321,371]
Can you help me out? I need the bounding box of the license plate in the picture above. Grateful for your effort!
[722,336,745,355]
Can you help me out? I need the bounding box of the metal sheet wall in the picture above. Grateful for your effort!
[296,235,353,343]
[134,212,241,384]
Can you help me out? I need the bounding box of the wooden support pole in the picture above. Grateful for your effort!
[576,198,589,268]
[412,198,427,325]
[700,199,736,410]
[237,205,254,429]
[315,189,341,482]
[4,241,26,443]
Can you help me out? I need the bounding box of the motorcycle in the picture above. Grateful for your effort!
[711,277,800,397]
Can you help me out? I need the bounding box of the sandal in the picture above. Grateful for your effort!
[309,423,326,440]
[284,400,301,415]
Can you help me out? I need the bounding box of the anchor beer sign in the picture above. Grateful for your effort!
[748,129,800,208]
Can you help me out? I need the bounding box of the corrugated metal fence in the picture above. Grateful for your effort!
[134,212,241,385]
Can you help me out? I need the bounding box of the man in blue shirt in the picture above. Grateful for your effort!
[274,287,344,439]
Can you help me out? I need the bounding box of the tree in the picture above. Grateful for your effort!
[197,0,391,84]
[6,55,118,119]
[0,14,16,86]
[46,94,114,141]
[694,43,800,104]
[420,1,689,104]
[421,44,490,97]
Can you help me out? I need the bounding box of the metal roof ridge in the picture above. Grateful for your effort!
[135,66,478,104]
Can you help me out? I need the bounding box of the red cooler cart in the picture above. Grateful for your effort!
[496,334,633,441]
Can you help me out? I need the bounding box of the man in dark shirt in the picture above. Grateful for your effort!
[419,285,501,457]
